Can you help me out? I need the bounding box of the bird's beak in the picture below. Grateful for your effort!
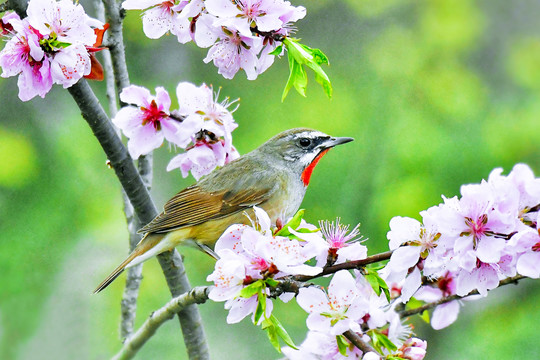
[320,136,354,149]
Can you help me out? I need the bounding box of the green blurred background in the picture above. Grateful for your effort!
[1,0,540,358]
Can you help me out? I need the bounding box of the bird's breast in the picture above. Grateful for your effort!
[259,174,306,226]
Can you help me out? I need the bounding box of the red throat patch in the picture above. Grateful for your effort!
[301,149,330,186]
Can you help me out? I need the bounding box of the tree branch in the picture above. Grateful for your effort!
[5,0,27,17]
[67,79,209,359]
[294,250,394,282]
[102,0,130,99]
[112,286,211,360]
[343,330,380,357]
[93,0,143,340]
[399,274,528,318]
[98,0,210,352]
[119,155,153,339]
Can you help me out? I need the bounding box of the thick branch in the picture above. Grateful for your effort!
[343,330,380,357]
[113,286,211,360]
[294,250,394,282]
[68,80,158,222]
[98,0,209,354]
[399,274,527,318]
[5,0,27,17]
[67,79,209,359]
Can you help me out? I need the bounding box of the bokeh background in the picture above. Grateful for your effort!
[1,0,540,358]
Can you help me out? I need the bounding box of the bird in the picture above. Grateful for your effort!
[94,128,353,293]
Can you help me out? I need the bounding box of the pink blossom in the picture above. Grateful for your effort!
[514,212,540,278]
[414,272,461,329]
[224,292,273,324]
[26,0,99,46]
[452,182,517,264]
[384,216,441,301]
[242,229,322,277]
[398,337,427,360]
[175,81,238,151]
[313,218,367,266]
[489,164,540,215]
[297,270,368,335]
[216,207,322,278]
[113,85,183,159]
[0,0,103,100]
[167,140,238,180]
[205,0,305,38]
[282,330,363,359]
[203,26,261,80]
[213,207,321,278]
[49,43,91,88]
[455,261,499,296]
[0,15,52,101]
[209,207,321,324]
[354,274,391,329]
[192,13,220,48]
[170,0,204,43]
[122,0,178,39]
[206,249,247,301]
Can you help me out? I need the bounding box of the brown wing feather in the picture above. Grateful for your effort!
[138,183,275,234]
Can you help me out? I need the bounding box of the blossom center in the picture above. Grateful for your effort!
[159,1,175,14]
[141,99,167,131]
[463,214,489,242]
[242,2,264,20]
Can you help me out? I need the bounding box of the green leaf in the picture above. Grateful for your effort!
[266,324,280,352]
[254,289,267,324]
[282,58,308,101]
[239,280,263,299]
[336,335,349,356]
[265,278,279,288]
[368,263,386,271]
[419,308,430,323]
[294,227,320,234]
[281,38,332,101]
[364,273,382,296]
[271,315,297,349]
[364,268,390,301]
[260,318,272,330]
[382,287,391,302]
[371,330,398,352]
[269,44,283,56]
[275,209,305,236]
[405,298,430,323]
[311,48,329,66]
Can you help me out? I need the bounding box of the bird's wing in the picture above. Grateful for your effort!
[138,183,276,234]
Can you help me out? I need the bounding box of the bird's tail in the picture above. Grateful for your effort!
[93,233,164,293]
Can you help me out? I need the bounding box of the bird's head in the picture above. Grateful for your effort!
[257,128,354,186]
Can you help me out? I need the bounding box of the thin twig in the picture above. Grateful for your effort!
[294,250,394,282]
[112,286,211,360]
[93,0,143,340]
[399,274,527,318]
[268,278,321,298]
[102,0,129,100]
[119,155,152,338]
[343,330,380,357]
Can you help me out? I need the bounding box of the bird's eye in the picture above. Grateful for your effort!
[299,138,311,148]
